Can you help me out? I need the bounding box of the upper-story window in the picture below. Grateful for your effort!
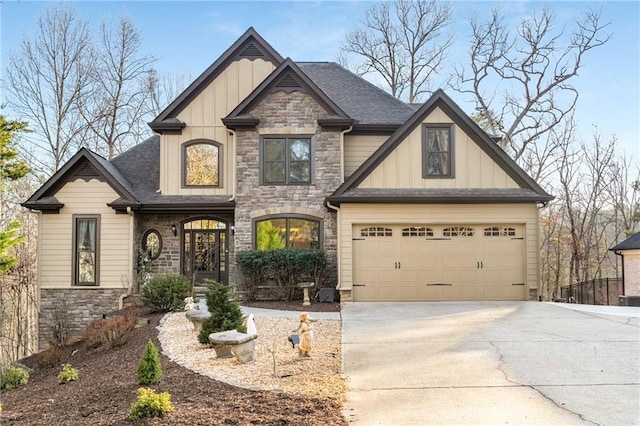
[423,125,453,178]
[183,140,221,187]
[262,137,311,184]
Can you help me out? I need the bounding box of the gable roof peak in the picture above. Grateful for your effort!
[150,27,283,129]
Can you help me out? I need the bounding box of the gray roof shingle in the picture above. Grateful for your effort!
[610,232,640,251]
[298,62,416,126]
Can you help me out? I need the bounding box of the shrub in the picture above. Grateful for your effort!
[33,340,62,368]
[197,280,246,345]
[128,387,174,420]
[82,313,138,349]
[236,248,327,301]
[57,364,78,384]
[1,365,29,390]
[137,340,162,385]
[141,274,191,312]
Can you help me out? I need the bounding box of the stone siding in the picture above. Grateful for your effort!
[234,91,341,285]
[38,288,125,350]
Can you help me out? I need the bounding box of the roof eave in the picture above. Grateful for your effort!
[326,195,554,206]
[133,202,236,213]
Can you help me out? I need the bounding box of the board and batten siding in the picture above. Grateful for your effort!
[39,179,132,289]
[357,107,519,189]
[337,204,541,299]
[344,134,388,178]
[160,58,276,196]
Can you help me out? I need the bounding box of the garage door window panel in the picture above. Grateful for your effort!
[484,226,516,237]
[360,227,392,237]
[402,227,434,237]
[443,227,475,237]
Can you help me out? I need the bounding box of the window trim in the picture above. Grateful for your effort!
[141,229,163,261]
[181,139,223,188]
[72,214,100,286]
[252,214,323,250]
[422,124,454,178]
[260,136,313,185]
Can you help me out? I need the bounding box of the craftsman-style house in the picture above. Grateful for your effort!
[24,28,553,347]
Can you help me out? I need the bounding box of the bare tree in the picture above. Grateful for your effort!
[145,70,191,119]
[558,130,616,286]
[341,0,453,102]
[4,5,94,173]
[454,6,611,179]
[80,16,156,159]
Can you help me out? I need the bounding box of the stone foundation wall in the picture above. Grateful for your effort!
[38,288,125,350]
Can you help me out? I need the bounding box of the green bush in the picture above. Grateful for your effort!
[198,280,246,345]
[137,340,162,385]
[1,365,29,390]
[141,274,191,312]
[236,248,327,301]
[57,364,78,384]
[128,387,174,420]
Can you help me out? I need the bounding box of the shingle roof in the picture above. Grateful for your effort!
[610,232,640,251]
[110,136,234,210]
[328,188,553,205]
[297,62,416,126]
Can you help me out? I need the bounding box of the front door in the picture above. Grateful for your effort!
[183,219,228,284]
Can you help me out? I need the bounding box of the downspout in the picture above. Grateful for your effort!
[614,250,625,295]
[326,201,341,293]
[228,129,237,202]
[119,206,135,310]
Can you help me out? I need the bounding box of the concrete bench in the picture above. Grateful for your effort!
[208,329,258,363]
[185,309,211,332]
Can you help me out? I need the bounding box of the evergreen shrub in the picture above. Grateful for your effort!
[137,340,162,385]
[57,364,78,384]
[128,387,174,420]
[197,280,245,344]
[0,365,29,390]
[141,274,191,312]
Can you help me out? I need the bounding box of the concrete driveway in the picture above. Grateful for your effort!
[341,302,640,425]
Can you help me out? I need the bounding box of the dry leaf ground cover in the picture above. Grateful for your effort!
[0,303,346,425]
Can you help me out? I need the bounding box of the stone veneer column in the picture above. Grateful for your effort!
[234,91,341,286]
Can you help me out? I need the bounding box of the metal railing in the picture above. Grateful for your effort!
[561,278,623,306]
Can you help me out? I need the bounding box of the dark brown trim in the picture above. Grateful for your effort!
[349,124,402,135]
[221,116,260,130]
[260,136,313,185]
[326,195,552,206]
[21,201,64,212]
[133,203,235,213]
[148,118,186,134]
[23,148,139,212]
[422,124,455,179]
[317,117,354,130]
[72,214,101,287]
[224,59,352,124]
[153,28,284,124]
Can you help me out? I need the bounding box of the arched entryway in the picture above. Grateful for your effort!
[181,218,229,284]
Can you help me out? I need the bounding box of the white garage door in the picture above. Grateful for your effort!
[352,224,525,301]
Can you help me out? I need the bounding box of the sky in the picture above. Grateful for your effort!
[1,0,639,158]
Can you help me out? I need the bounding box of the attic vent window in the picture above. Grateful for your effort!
[239,42,265,58]
[75,163,99,179]
[276,74,301,88]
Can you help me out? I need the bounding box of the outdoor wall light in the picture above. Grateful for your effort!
[230,224,236,235]
[171,223,177,236]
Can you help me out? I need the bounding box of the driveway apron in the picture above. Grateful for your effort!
[341,302,640,425]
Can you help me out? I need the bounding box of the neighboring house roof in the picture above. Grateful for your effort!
[149,27,284,133]
[224,59,354,130]
[297,62,416,129]
[22,148,139,212]
[610,232,640,251]
[327,89,554,205]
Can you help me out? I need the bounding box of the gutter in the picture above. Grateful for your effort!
[614,250,625,295]
[340,126,353,183]
[326,201,342,293]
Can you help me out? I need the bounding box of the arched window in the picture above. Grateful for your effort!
[183,140,221,187]
[254,215,321,250]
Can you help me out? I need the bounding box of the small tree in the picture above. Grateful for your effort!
[136,340,162,385]
[197,280,245,345]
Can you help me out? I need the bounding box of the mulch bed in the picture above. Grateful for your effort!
[1,302,345,425]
